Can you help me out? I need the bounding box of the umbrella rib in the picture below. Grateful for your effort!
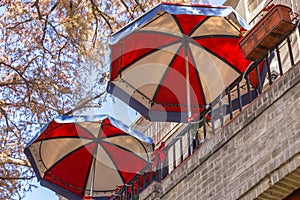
[75,123,98,139]
[119,77,153,103]
[192,34,239,40]
[115,77,206,108]
[37,136,93,141]
[151,43,184,105]
[120,40,181,74]
[188,16,210,36]
[101,132,130,138]
[82,121,105,196]
[189,36,242,74]
[170,13,184,34]
[97,123,129,138]
[101,139,150,161]
[99,141,126,184]
[100,140,149,185]
[186,43,207,106]
[83,140,98,197]
[38,137,91,172]
[42,142,94,179]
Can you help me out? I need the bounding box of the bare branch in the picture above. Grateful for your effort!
[0,176,34,180]
[134,0,145,12]
[91,6,99,47]
[89,0,117,32]
[0,154,31,167]
[47,1,59,15]
[31,0,42,19]
[6,18,34,29]
[63,91,105,116]
[120,0,134,19]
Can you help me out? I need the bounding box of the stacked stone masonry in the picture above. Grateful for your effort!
[140,61,300,200]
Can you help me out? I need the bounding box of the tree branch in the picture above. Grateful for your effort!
[89,0,118,32]
[120,0,134,19]
[91,6,99,47]
[63,91,105,116]
[31,0,42,19]
[0,175,34,180]
[47,1,59,15]
[0,154,31,167]
[6,18,34,29]
[134,0,145,13]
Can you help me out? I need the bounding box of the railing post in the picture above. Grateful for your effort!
[211,111,215,135]
[187,126,192,156]
[255,63,262,94]
[287,36,294,66]
[193,128,199,150]
[265,52,273,85]
[156,158,161,181]
[143,171,146,188]
[245,74,253,103]
[276,45,284,76]
[237,82,242,111]
[179,138,183,163]
[227,88,233,119]
[123,186,127,200]
[173,145,176,169]
[219,99,224,129]
[162,153,169,178]
[137,175,140,197]
[131,183,134,200]
[202,116,207,140]
[150,165,155,183]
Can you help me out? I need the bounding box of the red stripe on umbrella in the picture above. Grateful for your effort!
[101,141,149,184]
[108,3,255,122]
[111,32,181,80]
[153,45,205,112]
[193,36,250,73]
[25,115,154,199]
[173,15,207,35]
[44,143,96,197]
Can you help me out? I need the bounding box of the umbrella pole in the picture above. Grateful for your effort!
[184,43,192,119]
[90,158,96,197]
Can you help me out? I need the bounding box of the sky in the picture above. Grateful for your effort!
[23,178,59,200]
[24,0,226,199]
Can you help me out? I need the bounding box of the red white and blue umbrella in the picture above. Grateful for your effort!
[24,115,154,200]
[108,2,252,122]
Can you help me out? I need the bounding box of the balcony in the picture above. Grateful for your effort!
[110,4,300,200]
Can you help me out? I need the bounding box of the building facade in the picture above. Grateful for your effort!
[128,0,300,199]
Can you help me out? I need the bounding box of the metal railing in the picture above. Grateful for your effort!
[109,16,300,200]
[109,163,156,200]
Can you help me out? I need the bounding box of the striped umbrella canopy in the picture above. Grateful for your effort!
[108,2,252,122]
[24,115,154,200]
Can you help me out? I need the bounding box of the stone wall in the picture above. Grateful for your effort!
[140,61,300,200]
